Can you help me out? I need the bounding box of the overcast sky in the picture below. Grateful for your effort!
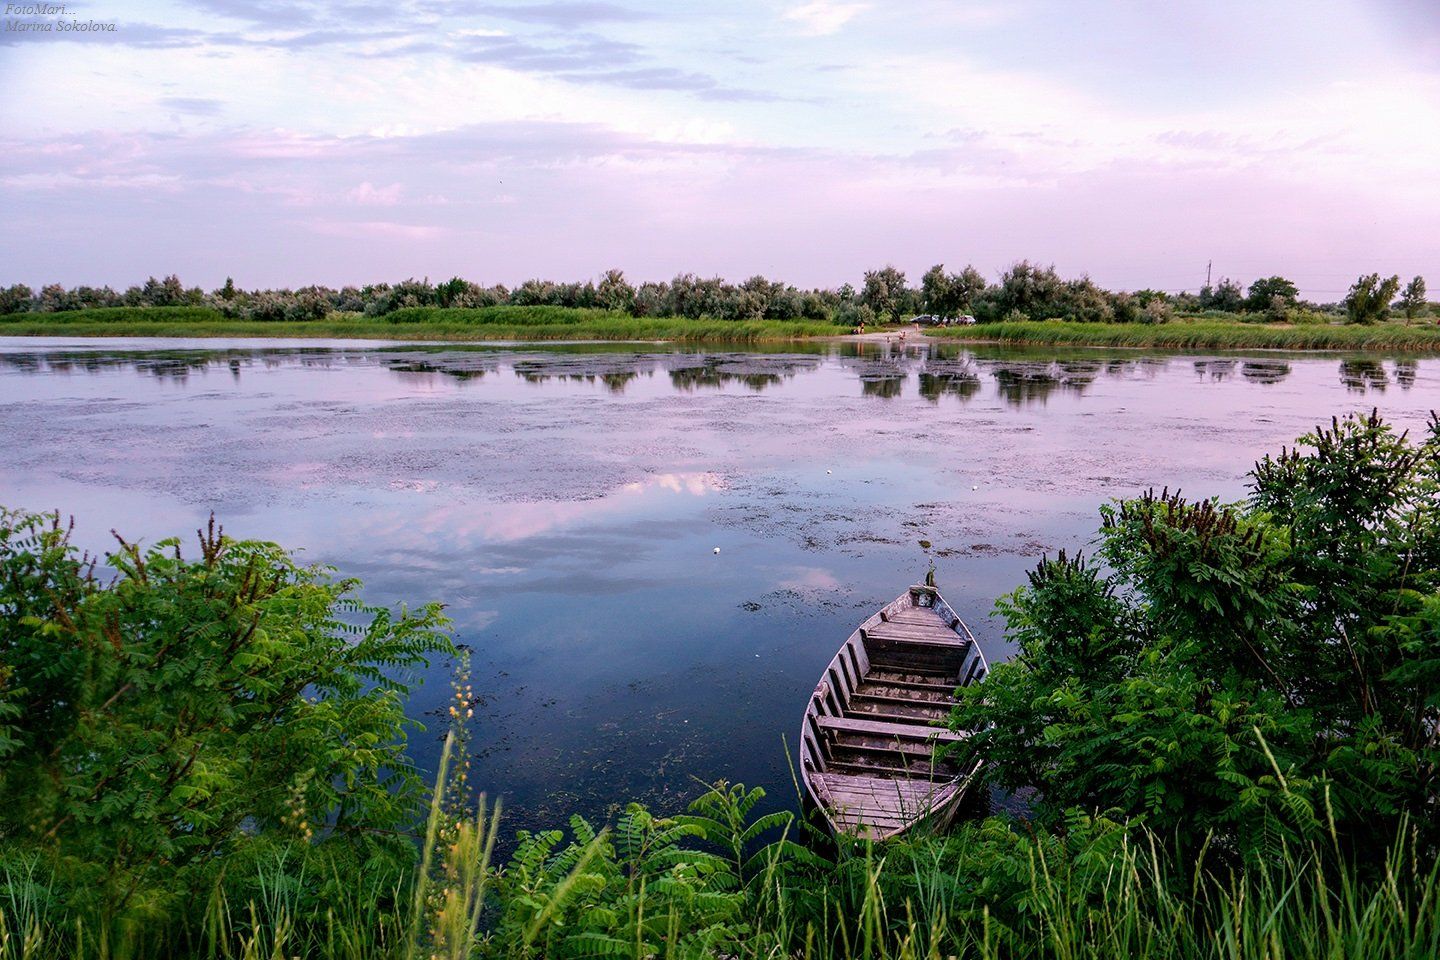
[2,0,1437,297]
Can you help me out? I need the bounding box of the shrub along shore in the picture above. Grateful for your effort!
[7,304,1440,350]
[2,412,1438,958]
[2,264,1435,348]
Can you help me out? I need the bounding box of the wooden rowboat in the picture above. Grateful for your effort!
[799,580,989,839]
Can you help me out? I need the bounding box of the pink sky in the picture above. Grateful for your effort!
[2,1,1437,298]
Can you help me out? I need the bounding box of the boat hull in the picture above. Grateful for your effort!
[799,583,988,840]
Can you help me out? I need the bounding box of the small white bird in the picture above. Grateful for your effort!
[972,485,979,490]
[826,469,832,474]
[713,546,721,554]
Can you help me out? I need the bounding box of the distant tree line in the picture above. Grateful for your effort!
[0,265,1432,326]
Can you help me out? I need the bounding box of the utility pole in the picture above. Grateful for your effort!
[1205,260,1212,288]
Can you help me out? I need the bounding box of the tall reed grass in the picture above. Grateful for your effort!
[935,319,1440,351]
[10,307,1440,350]
[3,737,1436,960]
[0,306,847,342]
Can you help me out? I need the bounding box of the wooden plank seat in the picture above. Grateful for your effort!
[855,679,957,703]
[846,695,952,724]
[863,670,960,694]
[863,622,966,645]
[815,714,964,742]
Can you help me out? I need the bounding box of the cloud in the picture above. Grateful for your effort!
[306,219,451,240]
[469,3,653,26]
[453,30,640,70]
[157,96,225,116]
[576,67,785,101]
[446,31,778,99]
[783,1,869,36]
[345,181,405,206]
[189,0,320,26]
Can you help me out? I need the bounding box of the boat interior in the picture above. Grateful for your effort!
[800,584,988,838]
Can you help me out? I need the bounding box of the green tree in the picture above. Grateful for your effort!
[1199,278,1245,312]
[920,264,952,316]
[435,276,469,308]
[0,509,455,912]
[1264,293,1292,323]
[1140,297,1173,324]
[596,268,636,313]
[860,266,908,321]
[1246,276,1298,312]
[989,261,1065,321]
[138,274,186,307]
[1344,273,1401,324]
[922,264,986,317]
[0,284,32,315]
[1399,275,1427,324]
[1061,276,1114,322]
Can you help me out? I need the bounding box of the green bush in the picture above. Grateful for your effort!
[384,305,625,326]
[951,411,1440,863]
[0,509,454,924]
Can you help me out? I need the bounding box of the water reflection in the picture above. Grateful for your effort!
[1241,361,1291,385]
[1397,361,1417,390]
[918,359,980,403]
[0,347,479,385]
[1339,359,1389,393]
[861,375,904,398]
[990,362,1094,406]
[0,341,1433,412]
[389,359,495,382]
[387,472,726,544]
[840,356,907,399]
[668,355,818,392]
[1195,359,1236,382]
[513,356,652,393]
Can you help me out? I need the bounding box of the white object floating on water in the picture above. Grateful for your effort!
[713,546,721,554]
[972,485,979,490]
[826,469,832,474]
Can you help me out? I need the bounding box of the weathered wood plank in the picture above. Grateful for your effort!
[832,810,911,828]
[847,697,951,723]
[817,714,964,742]
[865,622,965,645]
[825,759,952,780]
[816,773,939,799]
[885,609,949,627]
[866,652,964,675]
[855,681,956,703]
[818,774,935,796]
[863,670,960,692]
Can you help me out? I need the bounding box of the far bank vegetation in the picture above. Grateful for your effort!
[2,264,1434,329]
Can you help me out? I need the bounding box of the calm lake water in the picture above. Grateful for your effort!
[2,336,1435,831]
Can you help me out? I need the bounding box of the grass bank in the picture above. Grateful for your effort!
[5,781,1437,960]
[8,306,1440,351]
[935,318,1440,351]
[0,305,847,342]
[2,308,1440,352]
